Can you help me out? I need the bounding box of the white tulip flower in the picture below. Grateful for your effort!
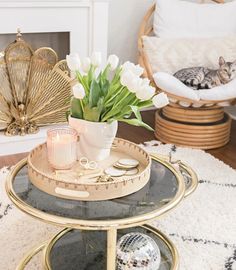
[122,61,144,77]
[120,70,137,88]
[82,57,91,73]
[152,92,169,108]
[91,52,102,67]
[134,64,144,77]
[136,85,156,101]
[128,77,143,93]
[72,83,86,99]
[66,53,81,71]
[141,78,151,87]
[107,54,119,70]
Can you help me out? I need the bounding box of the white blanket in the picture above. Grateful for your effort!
[153,71,236,102]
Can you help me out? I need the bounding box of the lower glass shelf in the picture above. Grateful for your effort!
[44,225,179,270]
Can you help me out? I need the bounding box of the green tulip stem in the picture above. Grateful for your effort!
[101,91,135,122]
[104,86,124,105]
[112,90,132,108]
[80,99,84,112]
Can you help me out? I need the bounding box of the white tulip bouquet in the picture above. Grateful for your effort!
[67,52,169,130]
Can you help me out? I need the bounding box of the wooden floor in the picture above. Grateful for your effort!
[0,110,236,169]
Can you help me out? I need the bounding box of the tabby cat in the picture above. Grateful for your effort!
[174,57,236,90]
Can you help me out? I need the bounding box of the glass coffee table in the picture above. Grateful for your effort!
[6,154,198,270]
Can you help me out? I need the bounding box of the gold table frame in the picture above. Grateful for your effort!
[44,225,179,270]
[6,154,198,270]
[16,242,47,270]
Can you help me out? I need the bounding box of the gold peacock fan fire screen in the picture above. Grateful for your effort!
[0,31,72,136]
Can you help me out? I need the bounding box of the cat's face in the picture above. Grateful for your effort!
[218,56,236,83]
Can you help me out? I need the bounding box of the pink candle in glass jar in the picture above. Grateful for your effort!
[47,128,77,169]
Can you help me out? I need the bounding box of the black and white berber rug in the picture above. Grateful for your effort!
[0,141,236,270]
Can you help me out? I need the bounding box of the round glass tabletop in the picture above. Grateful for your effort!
[44,225,179,270]
[6,156,186,230]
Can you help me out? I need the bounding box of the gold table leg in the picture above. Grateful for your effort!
[16,242,47,270]
[107,228,117,270]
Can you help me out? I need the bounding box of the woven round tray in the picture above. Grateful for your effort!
[27,138,151,201]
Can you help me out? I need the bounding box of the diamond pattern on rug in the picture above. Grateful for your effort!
[141,141,236,270]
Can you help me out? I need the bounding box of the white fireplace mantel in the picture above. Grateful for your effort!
[0,0,109,156]
[0,0,108,61]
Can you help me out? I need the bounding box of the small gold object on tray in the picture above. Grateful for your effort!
[27,138,151,201]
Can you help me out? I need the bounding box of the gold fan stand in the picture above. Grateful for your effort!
[155,105,232,149]
[0,29,72,136]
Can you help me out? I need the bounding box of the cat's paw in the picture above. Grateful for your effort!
[185,78,192,85]
[186,78,199,86]
[192,79,200,86]
[200,83,211,89]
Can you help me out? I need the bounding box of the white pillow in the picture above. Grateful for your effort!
[198,78,236,100]
[154,0,236,38]
[153,71,236,102]
[153,72,200,101]
[142,35,236,74]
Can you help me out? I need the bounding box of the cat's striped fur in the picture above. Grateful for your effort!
[174,57,236,90]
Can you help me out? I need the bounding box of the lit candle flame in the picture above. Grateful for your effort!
[56,132,60,141]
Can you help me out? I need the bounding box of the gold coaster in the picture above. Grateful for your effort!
[118,159,139,167]
[125,168,139,176]
[104,167,126,177]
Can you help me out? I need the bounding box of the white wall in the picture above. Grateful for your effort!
[107,0,232,64]
[0,0,232,64]
[108,0,154,64]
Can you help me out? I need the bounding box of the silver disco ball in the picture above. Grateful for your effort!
[116,232,161,270]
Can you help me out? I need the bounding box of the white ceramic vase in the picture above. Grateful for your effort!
[69,116,118,161]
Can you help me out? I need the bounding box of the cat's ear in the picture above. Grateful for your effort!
[219,56,226,66]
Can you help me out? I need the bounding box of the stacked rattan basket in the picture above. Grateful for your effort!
[155,105,232,149]
[138,0,235,150]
